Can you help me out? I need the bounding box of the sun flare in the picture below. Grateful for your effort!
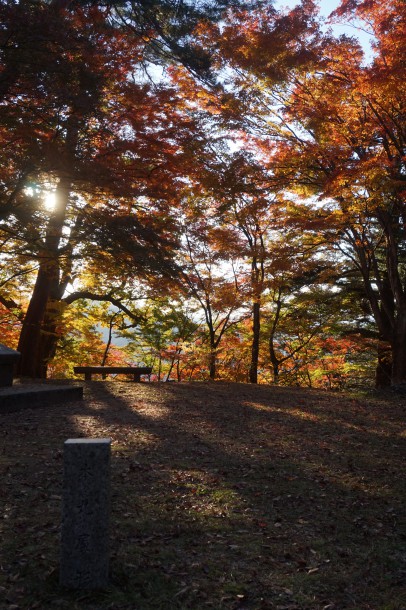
[43,191,57,211]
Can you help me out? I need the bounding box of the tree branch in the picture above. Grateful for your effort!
[63,291,143,323]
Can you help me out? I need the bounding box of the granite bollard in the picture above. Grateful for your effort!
[60,438,111,589]
[0,343,20,387]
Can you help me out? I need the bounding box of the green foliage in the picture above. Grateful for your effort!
[120,298,200,380]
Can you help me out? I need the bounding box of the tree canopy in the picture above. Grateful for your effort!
[0,0,404,387]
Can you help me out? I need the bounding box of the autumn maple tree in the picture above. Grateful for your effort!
[0,0,228,377]
[1,0,404,388]
[185,0,405,387]
[178,206,243,380]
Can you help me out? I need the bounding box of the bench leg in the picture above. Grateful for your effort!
[85,372,92,381]
[132,374,141,382]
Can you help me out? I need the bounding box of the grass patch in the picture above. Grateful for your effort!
[0,381,405,609]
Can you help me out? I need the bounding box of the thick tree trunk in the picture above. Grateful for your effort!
[373,298,406,387]
[391,315,406,385]
[17,259,66,378]
[16,110,77,378]
[249,300,260,383]
[38,298,64,376]
[17,268,64,378]
[375,340,392,388]
[17,265,55,377]
[353,216,406,387]
[16,175,72,378]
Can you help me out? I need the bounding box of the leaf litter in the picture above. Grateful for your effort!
[0,381,405,609]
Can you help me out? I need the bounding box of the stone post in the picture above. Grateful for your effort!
[60,438,111,589]
[0,344,20,387]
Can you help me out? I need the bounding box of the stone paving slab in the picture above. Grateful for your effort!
[0,384,83,413]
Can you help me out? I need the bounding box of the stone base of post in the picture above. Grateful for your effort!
[60,438,111,589]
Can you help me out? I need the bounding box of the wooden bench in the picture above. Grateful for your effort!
[73,366,152,382]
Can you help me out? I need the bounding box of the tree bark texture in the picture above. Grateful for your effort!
[375,340,392,388]
[249,300,260,384]
[17,174,72,377]
[349,210,406,386]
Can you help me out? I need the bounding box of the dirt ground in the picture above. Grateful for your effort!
[0,381,405,609]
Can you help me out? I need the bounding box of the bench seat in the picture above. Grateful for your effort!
[73,366,152,382]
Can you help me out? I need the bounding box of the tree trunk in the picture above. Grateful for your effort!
[209,347,216,380]
[391,315,406,385]
[38,297,65,377]
[375,340,392,388]
[101,316,116,378]
[166,340,182,381]
[268,292,282,384]
[16,174,72,378]
[352,221,406,387]
[272,362,279,384]
[157,353,162,381]
[249,300,260,383]
[17,265,55,377]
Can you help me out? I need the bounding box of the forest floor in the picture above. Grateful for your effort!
[0,381,405,610]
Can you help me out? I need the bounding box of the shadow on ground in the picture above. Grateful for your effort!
[0,381,405,609]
